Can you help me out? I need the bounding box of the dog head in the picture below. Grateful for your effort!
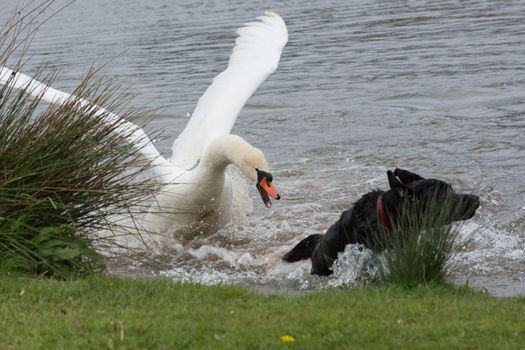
[383,168,480,224]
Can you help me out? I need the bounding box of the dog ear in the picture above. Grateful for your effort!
[393,168,424,184]
[387,170,408,195]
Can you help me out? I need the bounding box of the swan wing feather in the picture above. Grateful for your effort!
[0,66,181,183]
[170,11,288,169]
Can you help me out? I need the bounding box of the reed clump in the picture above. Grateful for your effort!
[372,194,463,288]
[0,2,157,278]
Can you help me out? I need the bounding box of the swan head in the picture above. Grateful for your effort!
[237,145,280,208]
[256,168,280,208]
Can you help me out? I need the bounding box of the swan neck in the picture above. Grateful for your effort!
[198,135,262,183]
[200,136,238,170]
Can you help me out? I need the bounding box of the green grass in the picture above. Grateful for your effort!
[0,2,158,278]
[0,71,156,278]
[0,276,523,349]
[371,192,476,288]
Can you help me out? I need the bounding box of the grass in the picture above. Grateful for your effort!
[0,276,523,349]
[0,2,157,278]
[371,193,475,288]
[0,77,156,278]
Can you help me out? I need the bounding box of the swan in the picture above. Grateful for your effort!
[0,11,288,235]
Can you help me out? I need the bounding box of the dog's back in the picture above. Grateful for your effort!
[283,191,383,276]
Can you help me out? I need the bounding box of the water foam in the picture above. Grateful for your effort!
[100,167,524,296]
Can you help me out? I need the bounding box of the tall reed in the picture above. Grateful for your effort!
[0,2,158,278]
[371,194,465,288]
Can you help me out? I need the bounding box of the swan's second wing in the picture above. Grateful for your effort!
[0,66,181,183]
[170,11,288,169]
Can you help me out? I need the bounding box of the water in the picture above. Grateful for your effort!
[1,0,524,296]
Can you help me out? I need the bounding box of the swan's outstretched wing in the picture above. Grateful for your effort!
[0,66,181,183]
[170,11,288,169]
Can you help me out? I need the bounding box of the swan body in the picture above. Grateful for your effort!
[146,134,270,235]
[0,11,288,235]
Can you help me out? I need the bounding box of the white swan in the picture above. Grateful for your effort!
[0,11,288,235]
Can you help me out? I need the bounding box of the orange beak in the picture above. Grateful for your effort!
[256,169,280,208]
[261,177,280,198]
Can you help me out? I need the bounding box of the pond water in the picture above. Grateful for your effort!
[1,0,523,296]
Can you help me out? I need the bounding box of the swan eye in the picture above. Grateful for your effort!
[256,168,272,183]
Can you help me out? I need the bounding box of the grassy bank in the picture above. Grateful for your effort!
[0,276,523,349]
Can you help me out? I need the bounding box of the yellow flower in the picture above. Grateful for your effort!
[280,335,295,343]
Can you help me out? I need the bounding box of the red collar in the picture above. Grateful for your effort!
[376,193,391,230]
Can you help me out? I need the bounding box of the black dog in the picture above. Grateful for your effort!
[282,168,480,276]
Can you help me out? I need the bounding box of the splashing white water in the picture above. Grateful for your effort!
[99,166,524,297]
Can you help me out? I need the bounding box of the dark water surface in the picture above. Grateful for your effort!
[1,0,523,296]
